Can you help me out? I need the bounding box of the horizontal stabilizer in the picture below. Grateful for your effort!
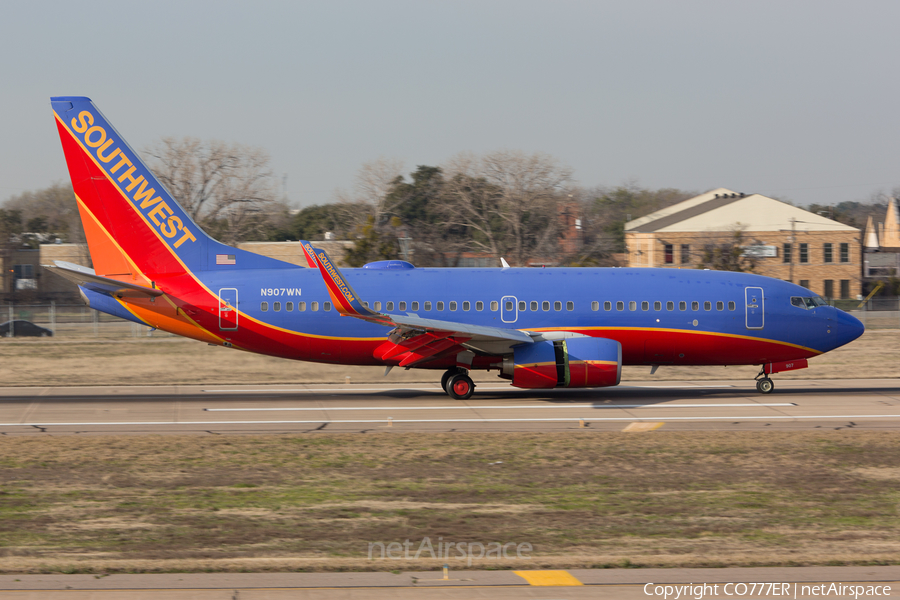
[43,261,164,298]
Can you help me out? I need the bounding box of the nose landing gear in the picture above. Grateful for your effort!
[755,366,775,394]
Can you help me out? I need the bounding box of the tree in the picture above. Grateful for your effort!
[2,183,83,245]
[438,150,572,266]
[333,157,405,228]
[143,137,280,243]
[698,229,756,272]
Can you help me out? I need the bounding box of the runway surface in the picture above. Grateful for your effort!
[1,378,899,435]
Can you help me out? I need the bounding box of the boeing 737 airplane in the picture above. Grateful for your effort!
[45,96,865,399]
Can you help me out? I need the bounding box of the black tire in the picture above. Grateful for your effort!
[441,368,462,393]
[756,378,774,394]
[447,373,475,400]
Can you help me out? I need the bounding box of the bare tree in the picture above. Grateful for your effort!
[143,137,279,243]
[333,157,405,228]
[439,150,573,266]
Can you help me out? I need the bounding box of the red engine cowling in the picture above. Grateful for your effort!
[501,337,622,389]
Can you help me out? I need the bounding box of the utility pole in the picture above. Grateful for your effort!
[788,218,796,284]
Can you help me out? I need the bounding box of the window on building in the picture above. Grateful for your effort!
[261,302,268,312]
[666,301,674,311]
[463,301,470,311]
[386,301,394,311]
[641,301,649,311]
[476,301,483,311]
[286,302,293,311]
[840,280,850,299]
[783,243,792,264]
[664,244,674,264]
[654,301,661,310]
[554,301,562,311]
[681,244,690,264]
[274,302,281,312]
[566,301,574,311]
[629,301,637,311]
[490,301,498,311]
[840,243,849,263]
[424,301,432,311]
[13,264,34,278]
[604,301,612,311]
[616,301,624,311]
[800,280,810,289]
[592,301,599,311]
[450,301,457,311]
[799,243,808,263]
[823,243,833,263]
[824,280,834,299]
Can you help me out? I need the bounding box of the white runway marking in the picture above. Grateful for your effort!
[204,403,796,412]
[3,414,899,427]
[202,385,735,393]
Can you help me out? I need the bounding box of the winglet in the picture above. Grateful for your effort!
[299,240,381,319]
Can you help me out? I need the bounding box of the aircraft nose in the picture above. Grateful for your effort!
[834,308,865,346]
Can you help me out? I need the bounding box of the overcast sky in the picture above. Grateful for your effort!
[2,0,899,209]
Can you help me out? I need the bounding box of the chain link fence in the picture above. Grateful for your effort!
[1,303,174,338]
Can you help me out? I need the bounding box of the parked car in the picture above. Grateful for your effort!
[0,320,53,337]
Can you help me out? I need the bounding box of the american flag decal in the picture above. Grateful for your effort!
[216,254,236,265]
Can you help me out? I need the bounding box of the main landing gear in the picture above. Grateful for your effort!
[441,367,474,400]
[755,367,774,394]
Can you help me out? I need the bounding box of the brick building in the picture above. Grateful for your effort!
[624,188,861,300]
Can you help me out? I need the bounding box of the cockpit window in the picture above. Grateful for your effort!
[791,296,827,310]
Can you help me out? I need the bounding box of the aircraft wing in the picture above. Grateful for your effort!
[298,241,535,365]
[43,261,164,298]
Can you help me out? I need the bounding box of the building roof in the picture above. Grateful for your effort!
[624,188,858,234]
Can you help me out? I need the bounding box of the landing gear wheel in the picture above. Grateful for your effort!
[447,373,475,400]
[756,377,774,394]
[441,367,464,392]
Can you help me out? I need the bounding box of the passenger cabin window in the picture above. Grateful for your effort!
[424,301,432,311]
[616,301,624,311]
[641,301,649,311]
[653,301,661,310]
[691,301,699,311]
[716,301,724,311]
[437,301,445,311]
[463,301,470,311]
[727,301,735,310]
[490,301,498,311]
[591,301,599,311]
[374,301,382,311]
[261,302,269,312]
[532,301,539,311]
[703,301,711,311]
[666,301,674,311]
[604,301,612,311]
[399,301,407,311]
[566,301,574,311]
[324,302,331,311]
[628,301,636,311]
[505,301,514,311]
[679,301,686,311]
[554,301,562,311]
[386,301,394,311]
[476,301,484,311]
[274,302,281,312]
[286,302,294,311]
[411,301,419,311]
[311,301,319,311]
[518,301,526,311]
[542,301,550,311]
[450,301,457,311]
[299,302,306,311]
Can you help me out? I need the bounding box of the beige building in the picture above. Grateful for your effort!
[624,188,861,300]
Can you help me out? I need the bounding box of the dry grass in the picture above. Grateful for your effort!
[0,330,896,387]
[1,431,900,573]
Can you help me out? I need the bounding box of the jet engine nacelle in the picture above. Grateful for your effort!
[501,337,622,389]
